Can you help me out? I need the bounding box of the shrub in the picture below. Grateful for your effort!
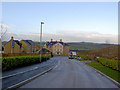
[98,57,119,71]
[2,55,50,71]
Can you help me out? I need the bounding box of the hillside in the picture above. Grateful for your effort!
[67,42,115,51]
[77,45,119,59]
[92,45,119,59]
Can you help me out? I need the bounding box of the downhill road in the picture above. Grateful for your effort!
[20,56,118,88]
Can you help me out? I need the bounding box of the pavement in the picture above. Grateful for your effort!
[20,56,118,88]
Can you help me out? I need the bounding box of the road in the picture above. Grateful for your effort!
[20,56,118,88]
[2,57,58,89]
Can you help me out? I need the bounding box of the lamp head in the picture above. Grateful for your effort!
[41,22,44,24]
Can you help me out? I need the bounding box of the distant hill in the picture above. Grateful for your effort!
[77,45,119,59]
[67,42,116,51]
[88,45,119,59]
[94,45,118,58]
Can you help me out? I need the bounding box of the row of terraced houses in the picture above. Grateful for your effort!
[4,36,39,54]
[3,37,70,56]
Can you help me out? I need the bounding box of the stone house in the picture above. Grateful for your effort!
[4,36,23,54]
[44,39,69,56]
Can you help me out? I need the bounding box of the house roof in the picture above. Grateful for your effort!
[22,40,35,46]
[26,40,35,45]
[22,40,31,45]
[14,40,22,48]
[46,41,69,46]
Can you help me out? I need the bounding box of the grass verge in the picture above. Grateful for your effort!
[86,62,120,83]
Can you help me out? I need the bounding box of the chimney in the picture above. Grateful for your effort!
[60,39,62,42]
[11,36,13,40]
[51,39,53,42]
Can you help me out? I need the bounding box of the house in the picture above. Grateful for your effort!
[44,39,70,56]
[20,40,31,53]
[20,40,39,53]
[4,36,23,54]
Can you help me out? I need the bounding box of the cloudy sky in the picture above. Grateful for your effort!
[1,2,118,44]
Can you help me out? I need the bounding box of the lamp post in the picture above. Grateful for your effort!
[40,21,44,62]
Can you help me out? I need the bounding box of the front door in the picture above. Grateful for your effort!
[57,52,59,55]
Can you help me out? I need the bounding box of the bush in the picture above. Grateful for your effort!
[98,57,119,71]
[2,55,50,71]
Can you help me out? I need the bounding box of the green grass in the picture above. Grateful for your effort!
[86,62,120,83]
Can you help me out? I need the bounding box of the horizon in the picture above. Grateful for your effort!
[2,38,117,45]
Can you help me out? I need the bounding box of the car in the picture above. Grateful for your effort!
[69,55,74,59]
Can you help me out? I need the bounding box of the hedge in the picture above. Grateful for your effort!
[2,55,50,71]
[98,57,119,71]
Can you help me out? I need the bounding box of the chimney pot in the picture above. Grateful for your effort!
[51,39,53,42]
[60,39,62,42]
[11,36,13,40]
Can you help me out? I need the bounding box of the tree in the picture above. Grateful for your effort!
[0,23,8,51]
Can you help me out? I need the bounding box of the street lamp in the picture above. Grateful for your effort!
[40,21,44,62]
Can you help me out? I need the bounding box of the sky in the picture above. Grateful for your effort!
[1,2,118,43]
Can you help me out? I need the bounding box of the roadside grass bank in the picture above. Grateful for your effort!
[2,55,50,72]
[86,62,120,83]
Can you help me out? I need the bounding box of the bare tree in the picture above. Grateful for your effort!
[0,23,8,38]
[0,23,8,51]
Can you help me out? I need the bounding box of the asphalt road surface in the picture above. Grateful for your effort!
[20,56,118,88]
[2,57,58,89]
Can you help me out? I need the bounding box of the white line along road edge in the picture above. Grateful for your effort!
[6,64,57,89]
